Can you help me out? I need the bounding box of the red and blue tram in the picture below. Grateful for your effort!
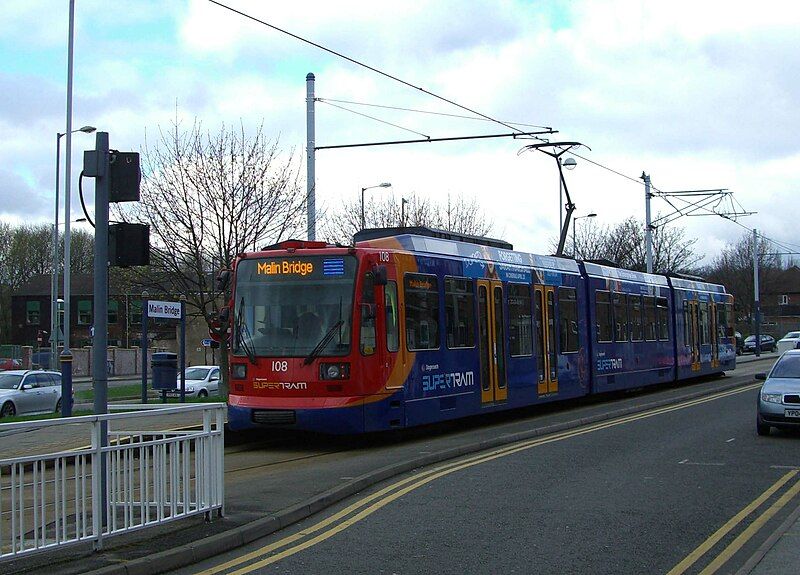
[226,227,736,434]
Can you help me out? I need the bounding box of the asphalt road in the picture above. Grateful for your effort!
[174,362,799,575]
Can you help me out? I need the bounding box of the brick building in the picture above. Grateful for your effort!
[762,266,800,337]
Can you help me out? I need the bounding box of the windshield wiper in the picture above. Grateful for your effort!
[304,320,344,365]
[236,297,257,365]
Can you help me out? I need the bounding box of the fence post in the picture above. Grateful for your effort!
[91,419,104,551]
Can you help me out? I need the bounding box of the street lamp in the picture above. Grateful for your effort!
[558,157,577,232]
[361,182,391,230]
[572,212,596,259]
[51,126,94,370]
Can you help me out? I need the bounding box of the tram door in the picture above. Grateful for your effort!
[534,286,558,395]
[689,301,701,371]
[478,280,507,404]
[709,301,719,368]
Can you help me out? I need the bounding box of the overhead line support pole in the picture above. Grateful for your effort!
[642,172,654,274]
[306,72,315,241]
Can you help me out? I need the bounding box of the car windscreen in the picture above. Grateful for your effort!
[784,332,800,339]
[0,374,23,389]
[745,336,756,343]
[184,368,210,380]
[770,355,800,378]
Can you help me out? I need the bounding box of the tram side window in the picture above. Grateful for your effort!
[657,297,669,341]
[717,302,731,338]
[558,287,579,353]
[630,295,643,341]
[444,277,476,349]
[596,291,613,343]
[683,300,691,346]
[508,284,533,356]
[644,296,657,341]
[612,293,628,342]
[725,302,735,337]
[405,274,440,351]
[360,271,376,355]
[385,281,399,352]
[699,302,709,345]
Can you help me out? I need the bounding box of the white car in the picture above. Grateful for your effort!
[0,370,63,417]
[167,366,220,398]
[777,331,800,354]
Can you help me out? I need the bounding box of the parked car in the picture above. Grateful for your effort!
[777,331,800,354]
[735,332,744,356]
[744,334,777,353]
[166,365,220,399]
[0,370,63,418]
[756,349,800,435]
[0,358,22,371]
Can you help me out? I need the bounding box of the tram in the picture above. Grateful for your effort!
[225,227,735,434]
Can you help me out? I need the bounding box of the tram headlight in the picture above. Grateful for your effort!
[232,363,247,379]
[320,362,350,380]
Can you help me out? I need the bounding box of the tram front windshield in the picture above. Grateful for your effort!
[233,256,357,358]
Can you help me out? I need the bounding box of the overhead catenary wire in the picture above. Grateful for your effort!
[207,0,538,139]
[317,98,553,130]
[207,0,783,255]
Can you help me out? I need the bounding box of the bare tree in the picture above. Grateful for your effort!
[322,192,493,243]
[119,119,306,396]
[701,232,782,329]
[562,216,702,273]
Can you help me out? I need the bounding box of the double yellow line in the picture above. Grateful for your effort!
[197,384,762,575]
[668,469,800,575]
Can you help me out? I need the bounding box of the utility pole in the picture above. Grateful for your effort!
[306,72,316,241]
[753,228,761,358]
[642,172,653,274]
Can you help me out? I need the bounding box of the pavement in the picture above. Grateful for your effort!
[2,352,796,575]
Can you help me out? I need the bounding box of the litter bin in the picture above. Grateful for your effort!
[151,352,178,390]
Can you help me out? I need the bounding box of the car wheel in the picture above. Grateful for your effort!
[756,414,771,436]
[1,401,16,418]
[55,398,62,413]
[198,389,208,399]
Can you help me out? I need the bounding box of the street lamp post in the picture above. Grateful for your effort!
[52,127,95,371]
[558,157,577,231]
[572,213,597,259]
[360,182,391,230]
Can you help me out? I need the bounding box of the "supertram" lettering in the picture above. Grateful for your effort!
[422,371,475,392]
[252,381,308,390]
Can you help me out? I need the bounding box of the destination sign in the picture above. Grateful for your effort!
[241,256,355,282]
[257,260,314,276]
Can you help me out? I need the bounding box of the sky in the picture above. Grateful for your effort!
[2,0,799,265]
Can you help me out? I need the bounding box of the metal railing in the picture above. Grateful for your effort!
[0,403,225,561]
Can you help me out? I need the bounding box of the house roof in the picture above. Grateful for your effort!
[13,274,130,297]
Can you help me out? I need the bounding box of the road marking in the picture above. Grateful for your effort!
[699,475,800,575]
[678,461,725,466]
[666,470,799,575]
[195,383,761,575]
[726,438,736,443]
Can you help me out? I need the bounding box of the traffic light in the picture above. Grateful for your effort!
[109,223,150,267]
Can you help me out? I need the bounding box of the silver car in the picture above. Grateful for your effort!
[756,350,800,435]
[166,366,220,399]
[0,370,63,418]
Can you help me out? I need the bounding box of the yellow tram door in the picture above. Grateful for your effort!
[478,280,507,404]
[709,301,719,368]
[534,285,558,395]
[690,301,701,371]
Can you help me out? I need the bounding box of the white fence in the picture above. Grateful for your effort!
[0,403,225,562]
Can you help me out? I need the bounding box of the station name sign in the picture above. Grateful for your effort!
[148,300,181,319]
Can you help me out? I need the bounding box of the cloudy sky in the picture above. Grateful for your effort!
[2,0,799,263]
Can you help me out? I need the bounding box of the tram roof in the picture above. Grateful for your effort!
[581,261,669,287]
[668,276,728,294]
[354,227,581,274]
